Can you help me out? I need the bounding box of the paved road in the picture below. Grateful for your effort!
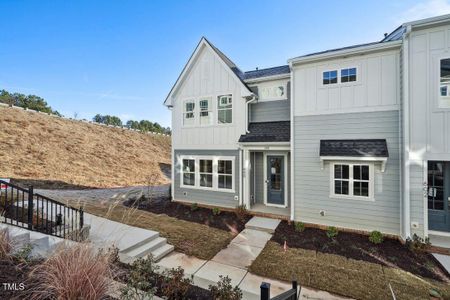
[35,184,170,205]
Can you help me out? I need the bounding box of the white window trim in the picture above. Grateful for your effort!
[329,162,375,201]
[181,93,233,128]
[255,82,288,102]
[179,155,235,193]
[217,94,233,125]
[183,99,196,127]
[199,97,213,126]
[436,55,450,110]
[320,66,359,87]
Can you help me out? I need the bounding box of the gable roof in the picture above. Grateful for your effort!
[164,37,254,107]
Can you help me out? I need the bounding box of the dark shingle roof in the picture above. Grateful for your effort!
[320,139,388,157]
[243,65,290,80]
[239,121,290,143]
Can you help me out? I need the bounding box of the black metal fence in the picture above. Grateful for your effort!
[261,281,299,300]
[0,180,84,240]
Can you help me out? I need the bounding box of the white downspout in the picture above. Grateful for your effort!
[402,25,412,239]
[246,95,258,133]
[289,62,295,221]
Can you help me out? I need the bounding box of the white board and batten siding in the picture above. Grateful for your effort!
[171,45,248,150]
[408,23,450,236]
[292,49,400,116]
[291,48,402,235]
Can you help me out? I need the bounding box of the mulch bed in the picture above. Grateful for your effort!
[115,261,212,300]
[124,197,251,234]
[273,221,448,281]
[0,258,42,299]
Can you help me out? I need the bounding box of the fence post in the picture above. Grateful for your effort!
[27,186,33,230]
[260,282,270,300]
[80,208,84,230]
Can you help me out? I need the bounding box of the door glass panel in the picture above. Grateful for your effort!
[269,157,282,191]
[428,161,445,210]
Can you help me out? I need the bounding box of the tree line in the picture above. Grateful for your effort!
[0,89,171,135]
[93,114,171,135]
[0,89,61,116]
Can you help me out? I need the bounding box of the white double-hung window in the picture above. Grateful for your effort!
[180,156,235,192]
[331,163,374,200]
[183,100,195,125]
[199,98,212,125]
[217,94,232,124]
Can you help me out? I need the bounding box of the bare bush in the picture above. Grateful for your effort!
[0,229,12,259]
[29,243,114,300]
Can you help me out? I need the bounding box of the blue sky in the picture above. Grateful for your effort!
[1,0,449,127]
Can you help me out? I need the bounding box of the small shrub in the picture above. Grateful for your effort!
[212,207,221,216]
[121,255,157,300]
[30,244,114,300]
[406,233,431,252]
[294,222,305,232]
[191,203,199,212]
[0,229,12,259]
[235,205,248,222]
[369,231,384,244]
[209,275,242,300]
[106,245,120,265]
[326,226,338,239]
[14,243,33,262]
[161,267,192,299]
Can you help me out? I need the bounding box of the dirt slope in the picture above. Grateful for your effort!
[0,106,171,189]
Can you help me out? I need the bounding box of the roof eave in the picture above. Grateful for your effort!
[288,40,402,66]
[244,73,291,84]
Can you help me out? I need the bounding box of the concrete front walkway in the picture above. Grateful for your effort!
[156,216,351,300]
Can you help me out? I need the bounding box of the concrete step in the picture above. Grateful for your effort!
[151,244,174,261]
[30,236,50,258]
[123,237,167,259]
[11,232,31,252]
[119,231,160,253]
[245,217,280,234]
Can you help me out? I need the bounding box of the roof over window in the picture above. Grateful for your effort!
[238,121,290,143]
[319,139,389,172]
[320,139,388,157]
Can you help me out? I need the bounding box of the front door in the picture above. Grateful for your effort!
[266,155,285,206]
[428,161,450,232]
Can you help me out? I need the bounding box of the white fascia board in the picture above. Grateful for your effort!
[288,40,402,66]
[405,14,450,29]
[320,156,388,172]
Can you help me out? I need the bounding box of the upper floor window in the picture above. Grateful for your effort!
[323,70,338,85]
[259,84,286,100]
[217,94,232,124]
[199,98,212,125]
[341,68,357,83]
[183,101,195,125]
[440,58,450,108]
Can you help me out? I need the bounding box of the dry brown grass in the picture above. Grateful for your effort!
[0,106,171,188]
[0,229,12,259]
[29,243,114,300]
[83,201,234,260]
[249,241,450,300]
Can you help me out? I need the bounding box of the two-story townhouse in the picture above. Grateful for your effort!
[164,14,450,247]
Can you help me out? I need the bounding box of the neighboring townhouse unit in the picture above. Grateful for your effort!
[164,14,450,246]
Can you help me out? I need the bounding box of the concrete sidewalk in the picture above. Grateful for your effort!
[156,216,351,300]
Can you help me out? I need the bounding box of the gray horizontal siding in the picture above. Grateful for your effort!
[173,149,240,208]
[294,110,401,235]
[249,100,290,122]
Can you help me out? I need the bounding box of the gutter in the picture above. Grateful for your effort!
[288,40,402,66]
[402,25,412,239]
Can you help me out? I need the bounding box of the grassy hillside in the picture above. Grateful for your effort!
[0,106,171,189]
